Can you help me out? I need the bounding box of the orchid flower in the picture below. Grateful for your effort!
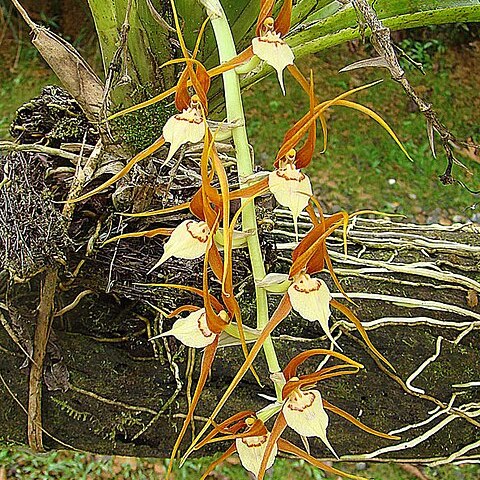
[147,219,210,273]
[196,348,398,480]
[236,431,278,478]
[287,272,339,349]
[190,413,277,480]
[282,386,337,456]
[150,307,218,349]
[268,148,312,238]
[250,349,400,480]
[252,16,294,95]
[162,95,206,163]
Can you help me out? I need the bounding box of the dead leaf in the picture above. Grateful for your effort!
[466,289,478,308]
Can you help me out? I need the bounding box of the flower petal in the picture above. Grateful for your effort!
[151,308,215,348]
[268,164,312,236]
[236,433,278,478]
[252,31,294,95]
[282,389,337,458]
[162,107,206,163]
[149,220,210,273]
[287,273,340,349]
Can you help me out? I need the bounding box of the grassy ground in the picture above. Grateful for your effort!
[242,38,480,221]
[1,447,480,480]
[1,24,480,480]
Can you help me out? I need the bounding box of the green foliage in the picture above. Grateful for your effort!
[1,447,479,479]
[398,38,447,71]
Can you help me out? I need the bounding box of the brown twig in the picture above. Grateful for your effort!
[351,0,480,186]
[27,268,58,451]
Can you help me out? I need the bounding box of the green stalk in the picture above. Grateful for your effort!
[206,0,282,398]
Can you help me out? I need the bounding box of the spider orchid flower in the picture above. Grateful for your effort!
[287,272,340,349]
[268,149,312,236]
[195,413,277,480]
[150,307,220,349]
[148,219,210,273]
[236,431,278,478]
[162,95,206,164]
[250,349,400,480]
[252,16,294,95]
[282,385,337,457]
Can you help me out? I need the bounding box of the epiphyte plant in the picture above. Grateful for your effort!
[71,0,412,477]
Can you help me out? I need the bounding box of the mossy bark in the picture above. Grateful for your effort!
[1,220,479,462]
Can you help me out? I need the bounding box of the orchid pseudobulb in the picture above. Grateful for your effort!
[252,17,294,95]
[163,95,206,163]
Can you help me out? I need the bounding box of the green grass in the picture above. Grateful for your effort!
[1,447,480,479]
[243,41,480,217]
[0,43,58,139]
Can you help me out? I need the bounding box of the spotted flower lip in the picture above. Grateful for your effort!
[162,98,206,163]
[148,220,210,273]
[282,388,337,458]
[235,432,278,478]
[287,273,340,349]
[268,158,312,236]
[252,18,294,95]
[150,308,215,349]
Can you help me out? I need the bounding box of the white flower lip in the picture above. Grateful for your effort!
[236,432,277,478]
[268,164,312,237]
[252,30,294,95]
[287,273,341,349]
[150,308,215,349]
[282,389,338,458]
[162,105,206,163]
[148,220,210,273]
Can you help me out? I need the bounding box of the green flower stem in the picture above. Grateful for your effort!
[208,2,282,399]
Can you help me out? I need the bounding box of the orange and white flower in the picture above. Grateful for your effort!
[149,220,210,273]
[287,273,339,348]
[151,308,215,349]
[282,388,337,458]
[236,432,278,478]
[163,96,206,163]
[252,17,294,95]
[268,153,312,235]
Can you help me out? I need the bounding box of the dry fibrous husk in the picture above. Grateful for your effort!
[0,151,71,279]
[10,85,98,147]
